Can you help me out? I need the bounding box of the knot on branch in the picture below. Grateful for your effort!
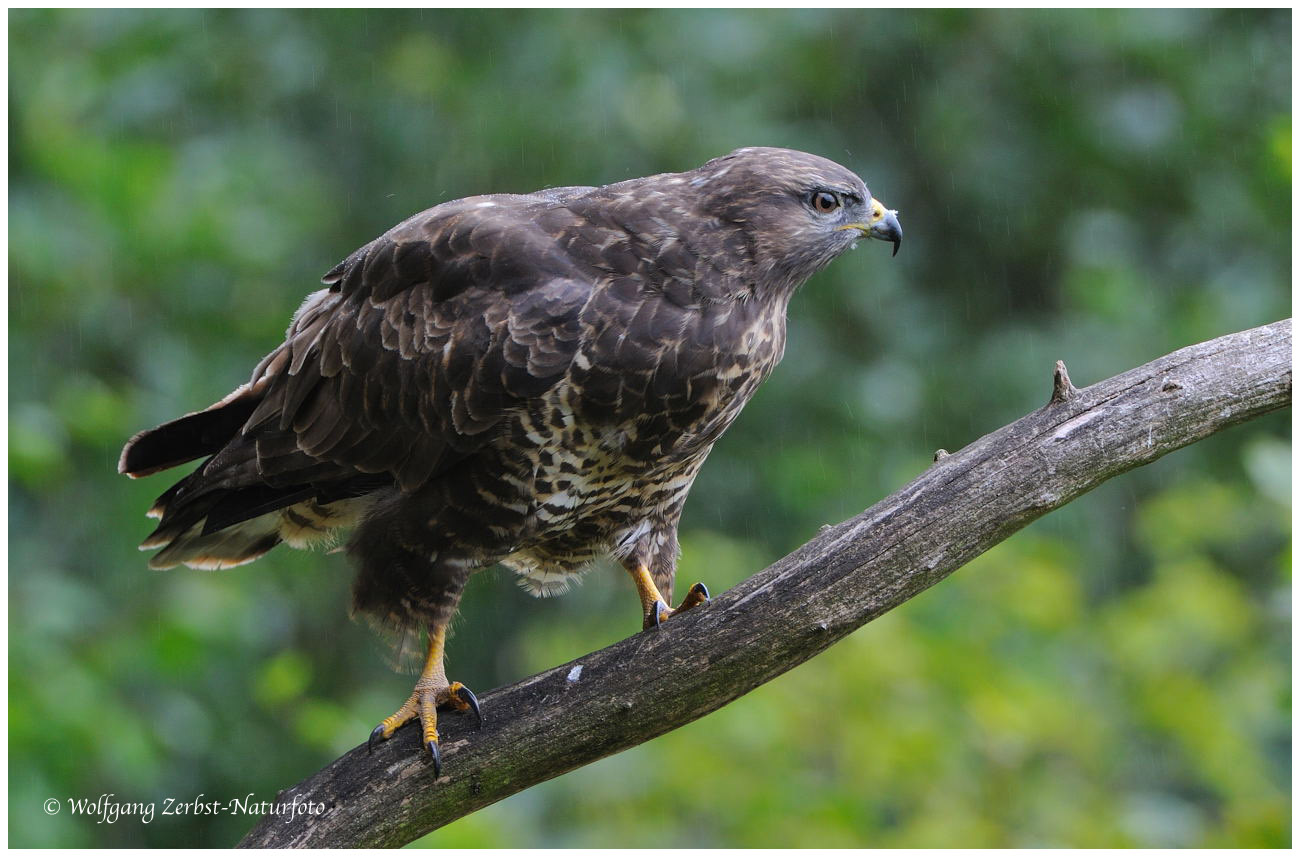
[1050,360,1079,405]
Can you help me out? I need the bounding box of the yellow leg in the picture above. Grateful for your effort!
[624,562,711,630]
[367,625,481,776]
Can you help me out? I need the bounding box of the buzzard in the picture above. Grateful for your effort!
[120,147,901,773]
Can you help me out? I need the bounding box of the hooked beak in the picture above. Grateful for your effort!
[870,206,902,257]
[837,199,902,256]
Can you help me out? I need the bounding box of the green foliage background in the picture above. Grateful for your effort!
[9,8,1290,848]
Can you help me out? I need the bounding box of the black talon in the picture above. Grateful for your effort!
[691,582,711,601]
[651,599,668,628]
[368,724,386,755]
[427,739,442,777]
[456,685,483,730]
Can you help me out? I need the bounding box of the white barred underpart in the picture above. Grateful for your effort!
[497,384,707,597]
[504,554,598,597]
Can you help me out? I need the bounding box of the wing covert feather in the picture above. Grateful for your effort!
[243,200,594,492]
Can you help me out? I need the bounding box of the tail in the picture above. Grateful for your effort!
[119,385,260,479]
[121,384,288,569]
[124,373,384,571]
[140,488,285,570]
[139,471,370,571]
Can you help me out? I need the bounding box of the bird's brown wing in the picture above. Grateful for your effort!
[244,199,593,492]
[136,198,595,541]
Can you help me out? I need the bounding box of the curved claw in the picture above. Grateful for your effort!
[651,599,669,628]
[454,684,483,730]
[368,723,387,755]
[426,739,442,777]
[674,582,711,615]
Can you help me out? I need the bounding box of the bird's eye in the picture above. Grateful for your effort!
[811,191,841,214]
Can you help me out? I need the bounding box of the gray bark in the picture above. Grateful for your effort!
[240,318,1292,848]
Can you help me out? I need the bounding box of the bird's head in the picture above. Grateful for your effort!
[690,147,901,292]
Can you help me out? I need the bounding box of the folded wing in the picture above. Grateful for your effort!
[121,196,594,569]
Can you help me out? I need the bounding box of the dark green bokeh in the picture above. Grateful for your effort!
[9,9,1289,848]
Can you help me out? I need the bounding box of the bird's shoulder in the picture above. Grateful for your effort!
[317,190,598,303]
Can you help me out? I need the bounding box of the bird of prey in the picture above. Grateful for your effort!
[120,147,901,774]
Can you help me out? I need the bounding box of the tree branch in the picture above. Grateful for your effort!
[240,319,1292,848]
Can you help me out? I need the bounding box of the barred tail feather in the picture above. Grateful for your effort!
[145,513,283,570]
[142,494,374,570]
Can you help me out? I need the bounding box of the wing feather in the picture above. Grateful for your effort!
[132,192,617,551]
[241,198,596,493]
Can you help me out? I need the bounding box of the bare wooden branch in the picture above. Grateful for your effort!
[240,319,1292,848]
